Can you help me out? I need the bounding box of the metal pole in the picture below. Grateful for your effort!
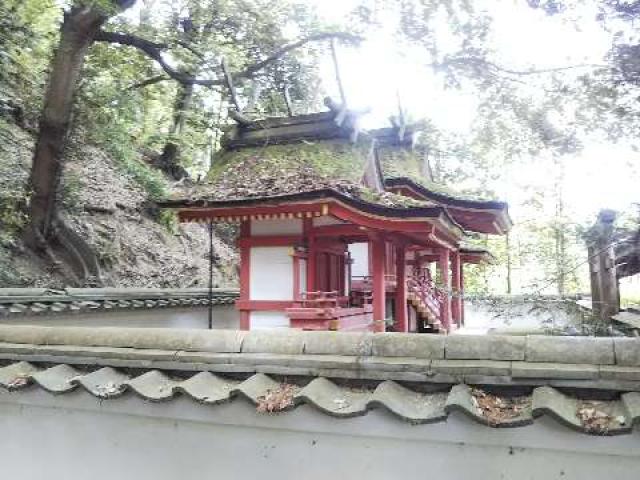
[208,220,214,330]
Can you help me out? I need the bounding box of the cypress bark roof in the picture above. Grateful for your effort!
[170,139,436,209]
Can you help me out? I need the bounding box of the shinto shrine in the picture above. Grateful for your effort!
[160,102,511,333]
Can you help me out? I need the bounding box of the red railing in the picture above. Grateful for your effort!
[407,274,445,327]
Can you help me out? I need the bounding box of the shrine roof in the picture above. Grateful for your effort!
[385,177,512,235]
[161,108,510,236]
[459,243,496,264]
[0,325,639,435]
[161,137,469,235]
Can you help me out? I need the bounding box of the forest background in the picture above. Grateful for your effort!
[1,0,638,301]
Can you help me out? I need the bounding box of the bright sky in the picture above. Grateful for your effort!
[307,0,638,223]
[118,0,638,223]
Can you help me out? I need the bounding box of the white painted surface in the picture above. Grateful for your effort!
[299,258,307,294]
[0,389,638,480]
[250,311,290,329]
[348,242,369,278]
[0,306,239,330]
[313,216,347,227]
[251,218,302,236]
[250,247,293,300]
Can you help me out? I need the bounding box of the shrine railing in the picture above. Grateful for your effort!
[407,274,445,326]
[286,291,373,332]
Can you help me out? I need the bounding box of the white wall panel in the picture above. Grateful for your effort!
[250,247,293,300]
[251,218,302,236]
[249,311,290,329]
[348,242,369,278]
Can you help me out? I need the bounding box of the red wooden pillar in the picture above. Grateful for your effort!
[305,219,316,293]
[438,249,451,331]
[394,244,408,332]
[460,262,465,325]
[451,250,462,327]
[371,237,386,332]
[238,221,251,330]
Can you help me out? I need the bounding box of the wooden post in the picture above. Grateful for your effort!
[587,210,619,323]
[238,221,251,330]
[587,243,602,319]
[460,263,465,325]
[394,245,408,332]
[371,237,387,332]
[306,221,316,293]
[438,249,451,331]
[451,250,461,327]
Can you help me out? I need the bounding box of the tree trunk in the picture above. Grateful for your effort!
[26,6,107,247]
[156,83,193,180]
[170,82,194,137]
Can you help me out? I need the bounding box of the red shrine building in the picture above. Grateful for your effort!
[160,105,511,333]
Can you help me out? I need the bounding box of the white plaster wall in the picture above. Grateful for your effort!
[299,258,307,294]
[0,389,638,480]
[250,247,293,300]
[312,216,346,227]
[3,306,239,330]
[348,242,369,278]
[250,311,290,329]
[251,218,302,236]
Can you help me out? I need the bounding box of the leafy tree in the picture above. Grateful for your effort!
[23,0,356,267]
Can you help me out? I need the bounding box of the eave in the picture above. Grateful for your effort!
[384,177,513,235]
[158,188,466,240]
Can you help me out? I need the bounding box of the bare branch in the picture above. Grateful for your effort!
[94,30,221,86]
[94,30,361,87]
[235,32,362,79]
[430,56,610,77]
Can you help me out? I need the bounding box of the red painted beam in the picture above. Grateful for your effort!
[328,203,435,234]
[178,202,326,222]
[236,300,295,311]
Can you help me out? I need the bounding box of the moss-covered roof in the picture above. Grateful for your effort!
[175,139,434,209]
[377,145,494,202]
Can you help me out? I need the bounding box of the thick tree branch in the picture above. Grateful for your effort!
[94,29,361,87]
[235,32,362,79]
[127,74,169,90]
[93,30,215,85]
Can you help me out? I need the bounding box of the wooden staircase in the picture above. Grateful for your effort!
[407,275,445,332]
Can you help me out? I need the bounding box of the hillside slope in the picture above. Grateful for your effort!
[0,119,237,288]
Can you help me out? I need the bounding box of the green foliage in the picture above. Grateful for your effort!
[0,0,59,121]
[0,119,31,244]
[157,209,179,234]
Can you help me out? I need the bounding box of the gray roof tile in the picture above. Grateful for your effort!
[126,370,179,401]
[0,361,639,435]
[296,377,370,417]
[31,364,80,393]
[72,367,129,398]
